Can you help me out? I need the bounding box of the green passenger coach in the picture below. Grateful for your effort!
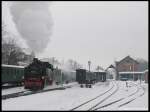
[2,64,25,86]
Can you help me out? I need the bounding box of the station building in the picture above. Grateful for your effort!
[115,56,145,81]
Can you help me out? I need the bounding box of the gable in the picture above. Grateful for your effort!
[117,56,139,66]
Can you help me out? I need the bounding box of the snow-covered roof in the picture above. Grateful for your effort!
[98,69,106,72]
[119,71,144,74]
[144,69,148,73]
[116,55,139,65]
[107,67,115,71]
[61,69,76,73]
[2,64,25,68]
[94,69,106,73]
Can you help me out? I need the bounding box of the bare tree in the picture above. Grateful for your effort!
[48,57,60,67]
[2,22,25,65]
[96,66,104,72]
[67,59,82,70]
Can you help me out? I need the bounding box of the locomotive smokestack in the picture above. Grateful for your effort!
[10,2,53,54]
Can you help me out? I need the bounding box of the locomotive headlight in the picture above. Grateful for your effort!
[42,76,45,79]
[22,76,24,79]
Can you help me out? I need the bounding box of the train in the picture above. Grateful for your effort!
[2,58,106,90]
[2,64,25,86]
[2,58,76,90]
[76,69,106,88]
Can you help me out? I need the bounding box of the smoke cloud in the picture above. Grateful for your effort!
[10,2,53,54]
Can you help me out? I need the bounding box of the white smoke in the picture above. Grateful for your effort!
[10,2,53,54]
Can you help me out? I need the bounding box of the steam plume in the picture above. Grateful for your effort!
[10,2,53,54]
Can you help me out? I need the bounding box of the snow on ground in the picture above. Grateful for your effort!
[96,81,142,110]
[118,81,148,110]
[2,81,111,110]
[2,82,77,95]
[2,87,25,95]
[76,82,117,110]
[96,80,148,111]
[2,80,148,111]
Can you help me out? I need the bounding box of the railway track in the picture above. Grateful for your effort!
[118,84,145,108]
[2,85,23,89]
[93,82,145,110]
[70,81,118,111]
[2,83,78,100]
[89,82,119,111]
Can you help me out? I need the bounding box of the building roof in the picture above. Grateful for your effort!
[116,55,139,65]
[119,71,144,74]
[2,64,25,68]
[106,64,116,70]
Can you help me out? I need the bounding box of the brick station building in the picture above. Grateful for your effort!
[115,56,142,81]
[144,69,148,83]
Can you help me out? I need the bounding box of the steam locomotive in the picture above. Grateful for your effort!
[24,58,53,90]
[24,58,76,90]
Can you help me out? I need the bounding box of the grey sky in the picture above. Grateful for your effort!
[2,1,148,69]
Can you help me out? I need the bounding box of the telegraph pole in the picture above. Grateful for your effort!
[61,72,63,88]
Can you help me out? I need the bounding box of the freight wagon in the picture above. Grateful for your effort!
[94,71,106,82]
[76,69,95,88]
[62,70,76,84]
[53,69,76,85]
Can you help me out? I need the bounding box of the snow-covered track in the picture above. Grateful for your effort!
[2,85,23,90]
[2,87,66,100]
[2,90,30,100]
[118,84,145,108]
[63,83,79,88]
[93,82,145,110]
[70,81,118,111]
[2,84,78,100]
[89,82,119,110]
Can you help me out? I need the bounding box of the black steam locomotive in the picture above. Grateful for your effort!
[24,58,76,90]
[24,58,54,90]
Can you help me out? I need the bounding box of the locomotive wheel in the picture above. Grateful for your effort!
[41,82,44,90]
[89,85,92,88]
[24,86,28,89]
[80,84,83,88]
[86,84,88,88]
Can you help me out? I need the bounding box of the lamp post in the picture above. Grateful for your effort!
[88,61,91,72]
[133,62,134,81]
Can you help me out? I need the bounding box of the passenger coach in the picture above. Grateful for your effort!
[2,64,25,86]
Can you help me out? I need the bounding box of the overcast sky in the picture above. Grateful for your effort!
[2,1,148,69]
